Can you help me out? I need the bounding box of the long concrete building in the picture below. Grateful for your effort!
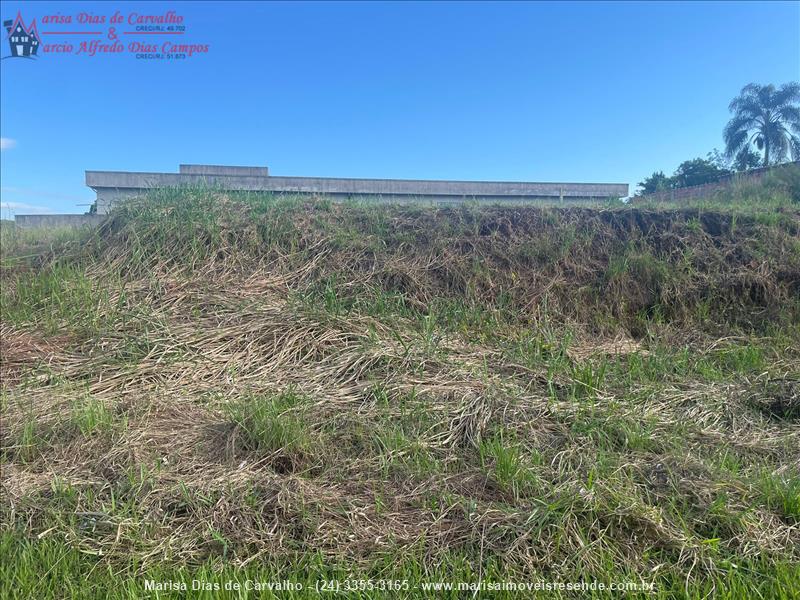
[13,165,629,226]
[84,164,629,215]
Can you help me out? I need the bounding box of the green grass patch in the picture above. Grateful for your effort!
[224,390,313,471]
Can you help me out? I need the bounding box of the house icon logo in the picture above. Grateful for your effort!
[4,12,40,59]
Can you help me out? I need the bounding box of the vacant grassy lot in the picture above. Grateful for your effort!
[1,183,799,598]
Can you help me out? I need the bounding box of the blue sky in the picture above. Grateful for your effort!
[1,1,798,217]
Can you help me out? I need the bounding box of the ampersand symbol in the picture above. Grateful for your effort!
[108,27,118,41]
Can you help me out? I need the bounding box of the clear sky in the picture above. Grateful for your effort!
[1,1,798,217]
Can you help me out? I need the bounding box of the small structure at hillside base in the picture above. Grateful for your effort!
[84,165,629,215]
[13,165,629,226]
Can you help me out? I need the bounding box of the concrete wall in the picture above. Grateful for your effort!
[15,214,106,228]
[86,166,629,214]
[179,164,269,176]
[634,161,799,202]
[94,187,143,215]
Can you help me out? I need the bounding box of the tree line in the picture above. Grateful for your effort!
[637,82,799,195]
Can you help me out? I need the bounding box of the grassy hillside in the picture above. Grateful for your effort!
[1,187,799,598]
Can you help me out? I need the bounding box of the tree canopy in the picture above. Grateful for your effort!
[636,158,731,195]
[724,82,800,167]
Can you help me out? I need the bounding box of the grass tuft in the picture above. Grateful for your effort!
[225,390,313,472]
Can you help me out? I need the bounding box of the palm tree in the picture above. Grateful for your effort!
[723,82,800,167]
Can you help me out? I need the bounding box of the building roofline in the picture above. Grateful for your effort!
[85,169,628,189]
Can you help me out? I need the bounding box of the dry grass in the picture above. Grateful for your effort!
[1,190,799,596]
